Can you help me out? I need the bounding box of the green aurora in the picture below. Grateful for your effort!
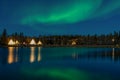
[21,67,111,80]
[0,0,120,35]
[19,0,120,25]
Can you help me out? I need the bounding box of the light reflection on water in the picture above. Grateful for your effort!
[30,47,35,63]
[0,47,120,80]
[8,47,14,64]
[38,47,41,62]
[8,47,42,64]
[112,48,114,60]
[8,47,19,64]
[7,47,118,64]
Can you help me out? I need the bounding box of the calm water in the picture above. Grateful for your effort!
[0,47,120,80]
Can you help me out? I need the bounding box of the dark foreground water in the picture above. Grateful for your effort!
[0,47,120,80]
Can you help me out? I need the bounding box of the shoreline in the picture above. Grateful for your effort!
[0,45,119,48]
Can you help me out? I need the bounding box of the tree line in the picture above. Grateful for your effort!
[0,29,120,46]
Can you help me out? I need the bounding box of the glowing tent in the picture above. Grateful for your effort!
[15,40,19,45]
[37,41,42,45]
[72,41,76,45]
[30,39,36,45]
[8,39,15,45]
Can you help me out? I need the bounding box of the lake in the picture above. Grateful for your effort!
[0,47,120,80]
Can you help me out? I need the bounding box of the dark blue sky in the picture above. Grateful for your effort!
[0,0,120,36]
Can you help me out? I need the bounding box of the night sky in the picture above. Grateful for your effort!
[0,0,120,36]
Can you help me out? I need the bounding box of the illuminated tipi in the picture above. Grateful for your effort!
[30,39,36,45]
[37,41,42,45]
[72,41,76,45]
[15,40,19,45]
[8,39,15,45]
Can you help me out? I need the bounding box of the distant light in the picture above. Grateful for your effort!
[23,42,26,45]
[72,41,76,45]
[112,38,115,42]
[30,39,36,45]
[37,41,42,45]
[15,40,19,45]
[8,39,15,45]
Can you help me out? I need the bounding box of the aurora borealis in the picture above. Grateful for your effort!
[21,67,111,80]
[21,0,102,24]
[0,0,120,35]
[20,0,120,24]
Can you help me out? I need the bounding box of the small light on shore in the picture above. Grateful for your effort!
[72,41,76,45]
[15,40,19,45]
[37,41,42,45]
[112,38,115,42]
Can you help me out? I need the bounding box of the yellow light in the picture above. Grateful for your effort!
[38,47,41,62]
[37,41,42,45]
[8,47,14,64]
[15,40,19,45]
[30,47,35,63]
[72,41,76,45]
[30,39,36,45]
[8,39,15,45]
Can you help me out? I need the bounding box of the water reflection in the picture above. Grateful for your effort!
[6,47,120,64]
[71,48,120,62]
[15,47,18,62]
[30,47,36,63]
[8,47,19,64]
[112,48,115,60]
[8,47,14,64]
[38,47,41,62]
[8,47,42,64]
[72,53,78,59]
[30,47,42,63]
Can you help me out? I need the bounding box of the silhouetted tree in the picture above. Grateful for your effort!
[0,29,7,45]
